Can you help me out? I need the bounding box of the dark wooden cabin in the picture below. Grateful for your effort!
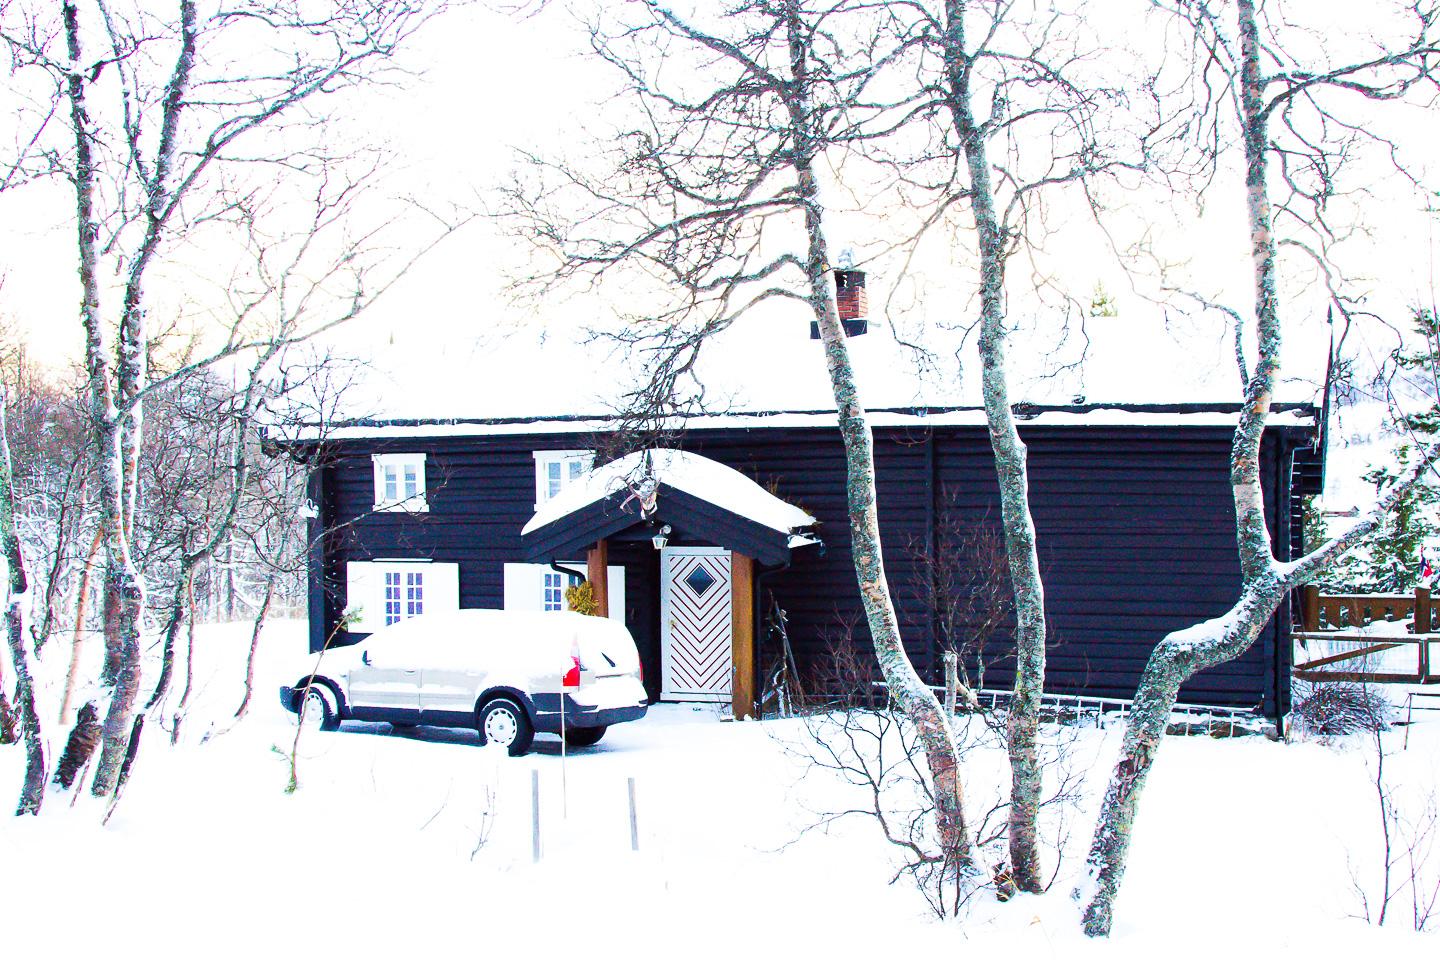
[287,402,1322,720]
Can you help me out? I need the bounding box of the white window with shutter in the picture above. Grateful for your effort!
[502,562,625,622]
[344,560,458,633]
[372,453,428,512]
[532,450,593,510]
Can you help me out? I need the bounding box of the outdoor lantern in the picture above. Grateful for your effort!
[652,524,672,550]
[810,267,869,339]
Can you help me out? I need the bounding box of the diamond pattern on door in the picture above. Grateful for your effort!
[683,565,717,598]
[662,549,733,702]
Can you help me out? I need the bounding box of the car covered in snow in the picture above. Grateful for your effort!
[280,609,648,755]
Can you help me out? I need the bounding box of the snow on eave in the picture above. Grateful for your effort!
[270,402,1320,443]
[520,449,816,537]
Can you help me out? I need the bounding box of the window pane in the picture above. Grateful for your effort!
[406,571,424,617]
[383,466,398,503]
[403,464,418,499]
[384,571,401,625]
[543,571,563,612]
[546,461,562,499]
[568,459,585,480]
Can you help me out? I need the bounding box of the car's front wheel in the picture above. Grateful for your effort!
[563,725,606,747]
[477,697,534,756]
[297,682,339,732]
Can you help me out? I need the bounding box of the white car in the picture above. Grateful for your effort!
[280,609,648,755]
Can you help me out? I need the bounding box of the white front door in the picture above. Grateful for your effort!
[661,547,733,702]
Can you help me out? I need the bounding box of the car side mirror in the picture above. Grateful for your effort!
[362,650,371,666]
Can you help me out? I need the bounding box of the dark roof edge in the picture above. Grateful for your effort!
[272,401,1322,434]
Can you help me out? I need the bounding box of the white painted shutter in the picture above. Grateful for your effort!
[605,566,626,623]
[424,563,459,615]
[502,563,545,612]
[345,561,383,632]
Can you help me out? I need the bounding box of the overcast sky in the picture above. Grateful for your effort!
[1,1,1436,422]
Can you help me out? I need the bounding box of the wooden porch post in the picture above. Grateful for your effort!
[587,539,609,619]
[1418,587,1432,679]
[1301,584,1320,632]
[731,553,756,719]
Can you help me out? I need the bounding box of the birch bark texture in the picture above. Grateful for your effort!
[786,9,973,867]
[884,0,1144,891]
[938,0,1050,892]
[1080,0,1440,935]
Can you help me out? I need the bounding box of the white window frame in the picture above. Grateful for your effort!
[345,559,458,633]
[372,453,429,513]
[542,569,570,612]
[503,562,625,623]
[532,449,594,510]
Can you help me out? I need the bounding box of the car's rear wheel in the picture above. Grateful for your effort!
[297,683,339,732]
[477,697,534,756]
[563,725,606,747]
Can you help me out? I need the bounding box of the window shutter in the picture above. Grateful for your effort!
[426,562,459,615]
[345,561,382,633]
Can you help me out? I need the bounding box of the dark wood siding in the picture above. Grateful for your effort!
[308,423,1309,715]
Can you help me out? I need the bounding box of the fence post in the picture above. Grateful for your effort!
[532,769,541,864]
[1301,584,1321,632]
[628,776,639,852]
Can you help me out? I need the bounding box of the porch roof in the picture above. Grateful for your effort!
[520,449,818,567]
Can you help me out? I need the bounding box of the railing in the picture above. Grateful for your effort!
[908,684,1263,730]
[1292,584,1438,685]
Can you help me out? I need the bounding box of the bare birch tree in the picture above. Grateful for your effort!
[0,391,44,814]
[507,0,977,870]
[0,0,456,798]
[910,0,1150,892]
[1081,0,1440,935]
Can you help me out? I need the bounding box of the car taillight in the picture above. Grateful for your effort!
[563,655,581,688]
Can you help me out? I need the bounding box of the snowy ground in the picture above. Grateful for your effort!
[2,619,1438,957]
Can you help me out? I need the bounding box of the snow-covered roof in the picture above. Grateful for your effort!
[521,449,816,536]
[277,291,1327,440]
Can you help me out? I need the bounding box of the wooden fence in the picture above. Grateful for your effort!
[1292,585,1437,684]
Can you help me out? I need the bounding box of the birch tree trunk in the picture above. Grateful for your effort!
[1,393,44,814]
[147,570,191,711]
[941,0,1048,892]
[61,0,149,798]
[58,524,103,725]
[1081,0,1440,933]
[0,683,16,745]
[784,3,972,868]
[233,578,276,720]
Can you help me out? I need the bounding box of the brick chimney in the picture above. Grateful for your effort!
[810,268,869,339]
